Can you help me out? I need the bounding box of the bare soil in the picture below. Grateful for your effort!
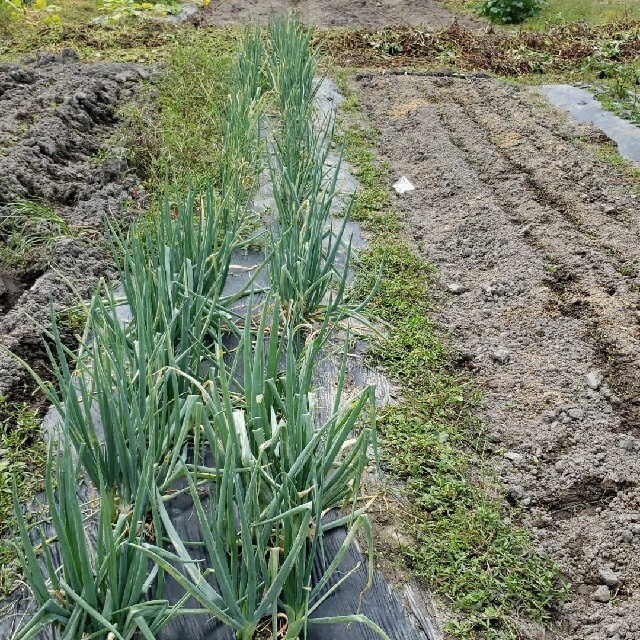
[0,51,147,405]
[351,71,640,639]
[194,0,480,29]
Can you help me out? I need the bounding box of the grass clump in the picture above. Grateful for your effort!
[533,0,640,25]
[341,86,566,637]
[0,396,46,596]
[0,199,71,266]
[122,31,243,187]
[341,126,398,233]
[123,27,265,191]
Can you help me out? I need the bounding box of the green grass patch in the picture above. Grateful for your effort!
[0,396,47,597]
[333,80,399,233]
[342,126,398,233]
[341,76,567,638]
[0,18,242,63]
[121,31,238,187]
[0,199,71,267]
[533,0,640,26]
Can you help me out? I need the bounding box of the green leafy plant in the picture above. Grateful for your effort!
[10,21,386,640]
[265,15,370,322]
[95,0,181,23]
[18,281,213,506]
[110,185,259,346]
[0,0,21,26]
[476,0,544,24]
[268,151,355,321]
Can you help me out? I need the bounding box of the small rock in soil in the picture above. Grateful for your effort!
[447,282,468,295]
[586,371,603,390]
[598,568,620,588]
[516,620,545,640]
[490,348,511,364]
[568,408,585,420]
[504,451,524,464]
[506,485,525,502]
[618,436,638,452]
[592,585,611,603]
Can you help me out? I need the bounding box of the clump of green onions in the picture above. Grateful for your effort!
[12,421,178,640]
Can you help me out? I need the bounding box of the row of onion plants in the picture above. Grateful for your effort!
[11,16,386,640]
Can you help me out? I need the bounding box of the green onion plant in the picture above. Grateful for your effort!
[23,288,211,505]
[12,424,178,640]
[266,15,364,322]
[154,296,385,638]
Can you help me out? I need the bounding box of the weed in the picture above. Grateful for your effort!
[618,265,636,277]
[533,0,640,25]
[445,0,640,26]
[0,199,70,266]
[56,305,89,331]
[332,68,360,112]
[95,0,182,23]
[589,140,640,182]
[0,394,46,597]
[477,0,544,25]
[317,21,640,77]
[122,34,235,187]
[341,125,398,233]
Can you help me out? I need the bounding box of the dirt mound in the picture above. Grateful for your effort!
[0,51,148,402]
[352,71,640,638]
[193,0,479,30]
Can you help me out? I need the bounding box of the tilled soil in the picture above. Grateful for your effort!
[352,72,640,638]
[194,0,479,29]
[0,51,147,403]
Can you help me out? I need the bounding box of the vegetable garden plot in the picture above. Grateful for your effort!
[2,18,434,640]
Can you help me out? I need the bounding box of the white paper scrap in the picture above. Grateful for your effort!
[393,176,415,194]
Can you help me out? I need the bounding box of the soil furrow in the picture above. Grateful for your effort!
[353,72,640,638]
[438,81,640,447]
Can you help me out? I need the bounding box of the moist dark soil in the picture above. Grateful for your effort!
[193,0,480,29]
[0,51,148,407]
[0,266,42,316]
[351,71,640,639]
